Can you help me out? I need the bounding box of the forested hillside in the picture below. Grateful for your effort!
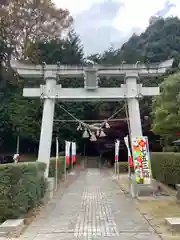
[90,17,180,67]
[0,2,180,154]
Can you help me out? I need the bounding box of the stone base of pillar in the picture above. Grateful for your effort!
[43,177,55,203]
[176,184,180,201]
[130,177,160,198]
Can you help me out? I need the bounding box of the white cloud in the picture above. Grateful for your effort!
[53,0,180,54]
[53,0,99,14]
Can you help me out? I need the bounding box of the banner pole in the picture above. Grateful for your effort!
[16,136,20,154]
[64,154,67,181]
[71,142,73,170]
[114,140,117,176]
[128,165,131,179]
[114,139,120,177]
[118,162,120,178]
[64,141,67,181]
[55,137,59,190]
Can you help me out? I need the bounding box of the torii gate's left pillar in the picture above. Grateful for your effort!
[125,73,143,138]
[38,71,56,178]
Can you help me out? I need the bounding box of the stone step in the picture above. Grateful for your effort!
[0,219,24,234]
[0,231,8,237]
[165,217,180,231]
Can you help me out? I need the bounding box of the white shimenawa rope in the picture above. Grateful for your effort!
[40,91,126,131]
[56,102,126,131]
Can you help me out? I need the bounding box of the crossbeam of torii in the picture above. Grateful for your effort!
[11,59,173,177]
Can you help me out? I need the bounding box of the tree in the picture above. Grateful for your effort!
[25,29,83,64]
[61,29,84,65]
[6,31,86,150]
[6,90,42,142]
[0,23,17,87]
[95,17,180,140]
[0,0,72,61]
[152,72,180,146]
[119,17,180,66]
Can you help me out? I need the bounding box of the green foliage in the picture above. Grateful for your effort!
[119,17,180,65]
[26,30,84,65]
[88,17,180,137]
[152,72,180,144]
[88,17,180,67]
[151,152,180,186]
[49,157,66,179]
[6,89,41,141]
[0,162,46,222]
[49,156,82,178]
[0,30,86,152]
[118,152,180,186]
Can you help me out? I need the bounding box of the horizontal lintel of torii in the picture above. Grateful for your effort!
[23,85,159,101]
[11,59,173,78]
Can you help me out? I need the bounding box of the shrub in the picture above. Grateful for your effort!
[151,152,180,186]
[49,157,65,179]
[118,153,180,186]
[49,155,82,178]
[0,162,46,223]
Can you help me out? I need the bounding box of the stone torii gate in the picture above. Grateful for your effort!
[11,59,173,177]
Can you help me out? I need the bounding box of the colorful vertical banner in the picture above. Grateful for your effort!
[132,136,152,184]
[144,136,152,184]
[65,141,71,166]
[124,136,133,168]
[115,139,120,162]
[72,142,76,164]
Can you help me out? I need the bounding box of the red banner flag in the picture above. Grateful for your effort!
[65,141,71,166]
[124,136,133,168]
[72,142,76,164]
[115,140,120,162]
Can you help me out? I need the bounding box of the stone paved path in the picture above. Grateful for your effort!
[18,169,160,240]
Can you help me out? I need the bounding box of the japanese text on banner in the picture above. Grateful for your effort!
[132,136,152,184]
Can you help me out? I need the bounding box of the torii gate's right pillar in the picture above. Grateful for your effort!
[125,73,143,138]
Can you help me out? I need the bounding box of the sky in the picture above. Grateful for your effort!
[53,0,180,55]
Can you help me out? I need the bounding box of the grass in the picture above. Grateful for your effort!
[118,175,180,240]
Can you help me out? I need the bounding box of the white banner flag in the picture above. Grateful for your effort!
[65,141,71,165]
[124,136,133,168]
[72,142,76,164]
[115,139,120,162]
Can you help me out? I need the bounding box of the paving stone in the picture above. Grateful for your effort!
[17,169,160,240]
